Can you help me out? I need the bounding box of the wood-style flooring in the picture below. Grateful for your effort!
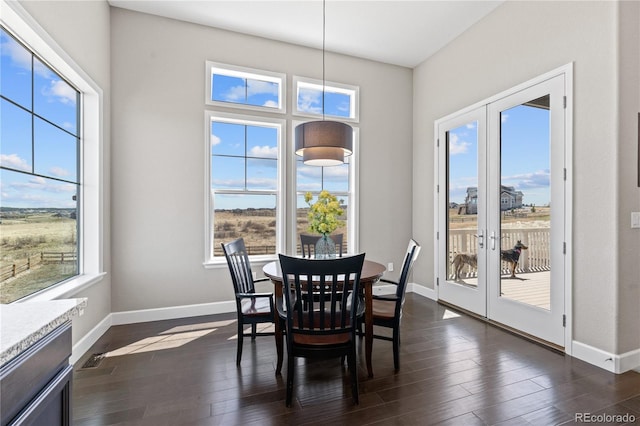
[72,294,640,425]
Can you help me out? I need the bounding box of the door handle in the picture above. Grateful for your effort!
[490,231,497,250]
[477,230,484,249]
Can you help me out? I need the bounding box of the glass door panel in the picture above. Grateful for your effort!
[499,95,551,310]
[487,75,565,347]
[438,107,487,316]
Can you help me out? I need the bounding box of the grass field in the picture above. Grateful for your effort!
[0,213,77,303]
[213,208,347,255]
[448,206,550,230]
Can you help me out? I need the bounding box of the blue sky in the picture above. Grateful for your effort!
[448,103,551,207]
[1,29,79,209]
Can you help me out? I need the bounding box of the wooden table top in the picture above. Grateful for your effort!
[262,258,386,282]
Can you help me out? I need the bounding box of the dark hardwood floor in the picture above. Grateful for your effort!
[72,294,640,425]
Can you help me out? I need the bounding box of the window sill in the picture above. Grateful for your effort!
[15,273,107,303]
[203,254,277,269]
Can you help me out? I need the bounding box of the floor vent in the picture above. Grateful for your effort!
[81,352,106,369]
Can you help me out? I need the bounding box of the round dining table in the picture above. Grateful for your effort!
[262,258,386,378]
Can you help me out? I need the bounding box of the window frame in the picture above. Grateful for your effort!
[203,110,286,266]
[205,61,286,114]
[1,0,105,302]
[293,76,360,123]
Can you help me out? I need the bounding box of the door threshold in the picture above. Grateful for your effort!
[437,299,565,354]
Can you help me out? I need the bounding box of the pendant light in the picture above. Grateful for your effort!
[295,0,353,167]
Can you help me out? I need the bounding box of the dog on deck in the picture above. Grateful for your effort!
[451,240,528,280]
[500,240,528,278]
[451,252,477,280]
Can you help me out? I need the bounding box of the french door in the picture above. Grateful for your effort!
[437,72,568,347]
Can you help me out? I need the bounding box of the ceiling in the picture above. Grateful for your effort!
[107,0,504,68]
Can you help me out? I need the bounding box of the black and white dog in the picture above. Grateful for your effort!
[500,240,528,278]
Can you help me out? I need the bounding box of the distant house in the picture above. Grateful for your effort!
[463,186,523,214]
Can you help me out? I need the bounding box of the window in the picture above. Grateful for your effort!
[206,61,286,113]
[205,112,285,262]
[294,133,358,255]
[204,64,359,264]
[1,3,103,303]
[293,76,359,122]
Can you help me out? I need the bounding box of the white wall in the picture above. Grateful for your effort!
[17,0,112,347]
[413,0,638,359]
[109,8,413,312]
[616,0,640,355]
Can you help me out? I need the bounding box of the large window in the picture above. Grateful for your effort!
[206,112,285,261]
[294,149,356,256]
[1,27,79,303]
[1,3,103,303]
[204,63,359,264]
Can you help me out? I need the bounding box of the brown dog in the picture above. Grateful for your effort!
[451,252,477,280]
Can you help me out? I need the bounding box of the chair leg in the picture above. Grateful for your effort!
[392,326,400,371]
[286,353,295,407]
[348,349,359,404]
[251,323,257,340]
[236,320,244,366]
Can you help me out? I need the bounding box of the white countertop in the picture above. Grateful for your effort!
[0,298,87,367]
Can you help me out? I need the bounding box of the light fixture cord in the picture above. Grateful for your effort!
[322,0,326,121]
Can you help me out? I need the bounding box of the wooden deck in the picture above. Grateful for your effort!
[450,270,551,309]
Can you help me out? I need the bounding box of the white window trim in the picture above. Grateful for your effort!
[293,75,359,123]
[205,61,286,114]
[203,111,286,267]
[2,0,105,302]
[289,120,359,255]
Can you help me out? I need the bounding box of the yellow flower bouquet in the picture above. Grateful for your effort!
[304,190,344,236]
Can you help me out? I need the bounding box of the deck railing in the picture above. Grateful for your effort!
[448,228,550,277]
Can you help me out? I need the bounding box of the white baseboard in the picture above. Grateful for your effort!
[71,314,112,365]
[571,341,640,374]
[111,301,236,325]
[409,282,437,300]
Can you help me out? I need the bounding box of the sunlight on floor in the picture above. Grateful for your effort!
[443,309,461,319]
[228,323,276,341]
[105,319,237,357]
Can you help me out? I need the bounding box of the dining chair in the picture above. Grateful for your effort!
[278,253,366,407]
[221,238,275,366]
[368,239,421,371]
[300,233,344,258]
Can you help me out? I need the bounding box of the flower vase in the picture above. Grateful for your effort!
[315,234,336,259]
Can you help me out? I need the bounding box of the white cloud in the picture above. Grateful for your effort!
[466,122,476,129]
[503,169,550,189]
[0,154,30,172]
[297,88,322,114]
[501,113,509,123]
[220,80,278,103]
[212,178,244,187]
[247,80,277,97]
[249,145,277,159]
[1,36,31,70]
[42,79,77,105]
[49,166,70,178]
[263,100,278,108]
[210,134,221,147]
[449,133,471,155]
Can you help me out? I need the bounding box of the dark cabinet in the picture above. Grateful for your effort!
[1,322,72,426]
